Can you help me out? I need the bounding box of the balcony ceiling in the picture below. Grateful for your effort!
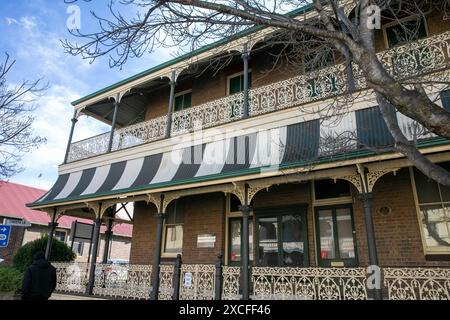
[83,78,168,127]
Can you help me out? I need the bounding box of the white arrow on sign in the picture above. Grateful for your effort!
[0,227,6,232]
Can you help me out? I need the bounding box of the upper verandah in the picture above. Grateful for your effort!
[63,4,450,164]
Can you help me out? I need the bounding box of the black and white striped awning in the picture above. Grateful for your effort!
[33,120,323,205]
[31,106,431,207]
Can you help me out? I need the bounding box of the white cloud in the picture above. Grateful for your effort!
[20,16,38,30]
[5,17,18,25]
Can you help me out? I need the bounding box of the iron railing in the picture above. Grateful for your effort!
[53,262,450,300]
[66,31,450,163]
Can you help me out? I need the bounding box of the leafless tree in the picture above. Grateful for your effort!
[62,0,450,186]
[0,53,47,179]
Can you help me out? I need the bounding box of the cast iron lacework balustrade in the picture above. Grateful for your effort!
[53,262,89,294]
[383,267,450,300]
[171,93,244,136]
[158,264,175,300]
[67,115,167,162]
[179,264,216,300]
[251,267,367,300]
[222,266,241,300]
[66,32,450,163]
[92,263,152,299]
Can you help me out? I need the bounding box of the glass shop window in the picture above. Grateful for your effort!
[54,230,66,242]
[228,218,254,265]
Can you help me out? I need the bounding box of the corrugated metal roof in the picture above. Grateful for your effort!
[0,181,132,237]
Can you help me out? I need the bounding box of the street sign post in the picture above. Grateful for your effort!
[0,225,11,248]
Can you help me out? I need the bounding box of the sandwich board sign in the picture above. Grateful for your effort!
[0,225,11,247]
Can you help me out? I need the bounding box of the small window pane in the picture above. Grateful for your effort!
[281,214,305,266]
[229,76,241,94]
[166,200,183,224]
[413,168,441,203]
[315,179,350,200]
[174,95,184,112]
[164,225,183,253]
[420,204,450,248]
[258,217,278,266]
[54,231,66,242]
[318,209,336,259]
[183,92,192,108]
[440,90,450,112]
[229,219,253,262]
[386,18,427,47]
[336,208,356,259]
[229,73,252,95]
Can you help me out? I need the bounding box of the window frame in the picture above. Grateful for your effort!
[173,89,192,112]
[311,180,353,207]
[224,193,254,266]
[254,204,309,267]
[314,204,358,267]
[409,167,450,255]
[226,70,252,96]
[54,229,67,243]
[227,217,254,266]
[382,15,429,49]
[161,201,184,258]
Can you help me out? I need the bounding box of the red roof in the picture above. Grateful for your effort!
[0,181,133,237]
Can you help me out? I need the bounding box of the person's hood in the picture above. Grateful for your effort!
[33,258,50,268]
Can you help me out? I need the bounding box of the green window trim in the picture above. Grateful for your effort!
[228,72,252,95]
[174,91,192,112]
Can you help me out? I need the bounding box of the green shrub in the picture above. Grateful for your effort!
[0,266,23,293]
[13,235,75,272]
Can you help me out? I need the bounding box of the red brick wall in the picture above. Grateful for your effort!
[181,193,226,264]
[129,193,226,265]
[129,169,450,267]
[352,168,450,267]
[129,201,158,265]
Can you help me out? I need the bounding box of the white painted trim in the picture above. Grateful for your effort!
[409,166,450,255]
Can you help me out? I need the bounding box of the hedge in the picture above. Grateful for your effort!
[13,235,75,272]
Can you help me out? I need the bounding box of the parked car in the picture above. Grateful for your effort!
[0,256,5,264]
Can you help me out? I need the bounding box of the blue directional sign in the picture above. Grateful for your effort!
[0,225,11,247]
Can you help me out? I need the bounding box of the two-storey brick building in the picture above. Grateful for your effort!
[28,2,450,300]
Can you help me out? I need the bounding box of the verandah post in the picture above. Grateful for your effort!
[172,253,182,300]
[214,254,223,300]
[63,109,78,164]
[86,210,102,295]
[45,208,58,260]
[242,43,249,118]
[107,98,120,153]
[239,184,251,300]
[165,71,176,138]
[150,195,165,300]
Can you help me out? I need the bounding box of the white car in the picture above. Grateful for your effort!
[0,257,4,264]
[95,260,129,287]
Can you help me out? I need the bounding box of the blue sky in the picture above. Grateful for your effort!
[0,0,172,190]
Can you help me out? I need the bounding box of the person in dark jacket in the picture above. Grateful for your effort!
[21,251,57,300]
